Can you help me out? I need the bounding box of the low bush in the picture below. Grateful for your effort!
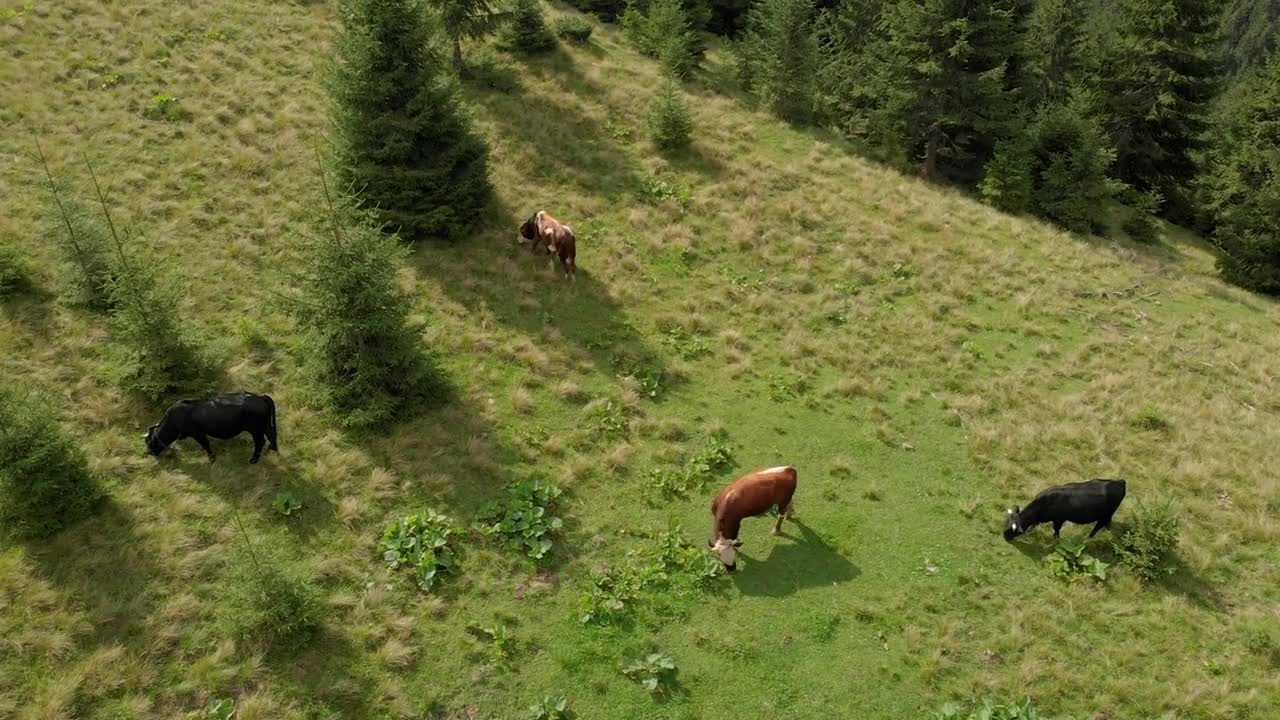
[272,492,302,517]
[1115,499,1180,582]
[142,93,186,121]
[475,479,565,562]
[0,389,104,541]
[466,620,518,665]
[380,509,460,592]
[553,16,592,42]
[222,551,321,649]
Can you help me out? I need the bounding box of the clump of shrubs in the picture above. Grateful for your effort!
[937,698,1060,720]
[579,525,721,625]
[1115,499,1181,582]
[647,78,693,151]
[553,16,593,43]
[380,509,460,592]
[0,389,104,541]
[142,93,186,121]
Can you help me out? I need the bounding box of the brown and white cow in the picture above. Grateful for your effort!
[517,210,577,280]
[708,466,798,572]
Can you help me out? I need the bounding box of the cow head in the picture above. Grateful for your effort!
[708,536,743,572]
[1003,507,1024,541]
[144,423,170,456]
[517,213,539,244]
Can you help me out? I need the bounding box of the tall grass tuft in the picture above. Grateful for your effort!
[289,152,449,429]
[0,244,33,298]
[0,389,103,541]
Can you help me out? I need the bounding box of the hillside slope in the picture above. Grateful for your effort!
[2,2,1279,719]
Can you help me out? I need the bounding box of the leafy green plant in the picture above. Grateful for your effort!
[578,526,721,625]
[635,174,692,211]
[143,93,185,121]
[936,697,1064,720]
[588,399,630,439]
[622,652,677,694]
[661,327,712,359]
[466,621,518,665]
[272,492,302,517]
[553,16,592,42]
[0,389,104,541]
[1044,538,1108,583]
[380,509,460,592]
[528,695,572,719]
[199,697,235,720]
[1115,499,1180,582]
[476,479,565,562]
[645,435,734,501]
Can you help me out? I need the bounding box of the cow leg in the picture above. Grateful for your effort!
[249,432,265,464]
[1052,520,1064,538]
[266,423,279,453]
[773,501,794,535]
[1088,516,1112,538]
[193,434,215,462]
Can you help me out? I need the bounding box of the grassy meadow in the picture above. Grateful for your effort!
[3,1,1280,718]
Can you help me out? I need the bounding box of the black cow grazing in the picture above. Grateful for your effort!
[145,392,278,464]
[1004,479,1126,542]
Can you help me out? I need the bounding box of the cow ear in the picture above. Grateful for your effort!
[1007,508,1014,515]
[707,539,714,548]
[732,539,743,547]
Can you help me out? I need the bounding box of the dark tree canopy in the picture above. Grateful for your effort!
[330,0,491,240]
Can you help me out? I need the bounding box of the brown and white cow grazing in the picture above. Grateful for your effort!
[518,210,577,280]
[708,466,798,572]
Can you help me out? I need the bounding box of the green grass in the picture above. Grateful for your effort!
[3,1,1280,718]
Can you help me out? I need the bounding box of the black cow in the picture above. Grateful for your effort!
[145,392,278,464]
[1004,479,1126,541]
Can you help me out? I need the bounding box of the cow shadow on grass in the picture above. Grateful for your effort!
[731,520,860,597]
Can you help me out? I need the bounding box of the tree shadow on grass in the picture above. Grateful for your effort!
[264,624,379,718]
[26,498,161,647]
[731,520,859,597]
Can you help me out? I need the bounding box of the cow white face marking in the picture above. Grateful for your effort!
[763,465,790,474]
[711,537,737,567]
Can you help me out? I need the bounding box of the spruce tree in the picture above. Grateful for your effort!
[1200,53,1280,293]
[433,0,506,71]
[331,0,491,240]
[738,0,819,124]
[291,159,448,429]
[1093,0,1220,219]
[498,0,557,54]
[35,138,114,310]
[1020,0,1086,106]
[0,388,103,541]
[875,0,1023,182]
[624,0,700,77]
[813,0,885,137]
[648,77,695,150]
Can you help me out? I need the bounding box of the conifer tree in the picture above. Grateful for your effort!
[1093,0,1220,219]
[624,0,700,77]
[738,0,818,124]
[433,0,506,71]
[1200,53,1280,293]
[498,0,557,54]
[1020,0,1086,107]
[330,0,491,240]
[648,77,695,150]
[291,157,448,429]
[875,0,1023,182]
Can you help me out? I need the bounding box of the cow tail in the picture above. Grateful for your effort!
[267,395,279,451]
